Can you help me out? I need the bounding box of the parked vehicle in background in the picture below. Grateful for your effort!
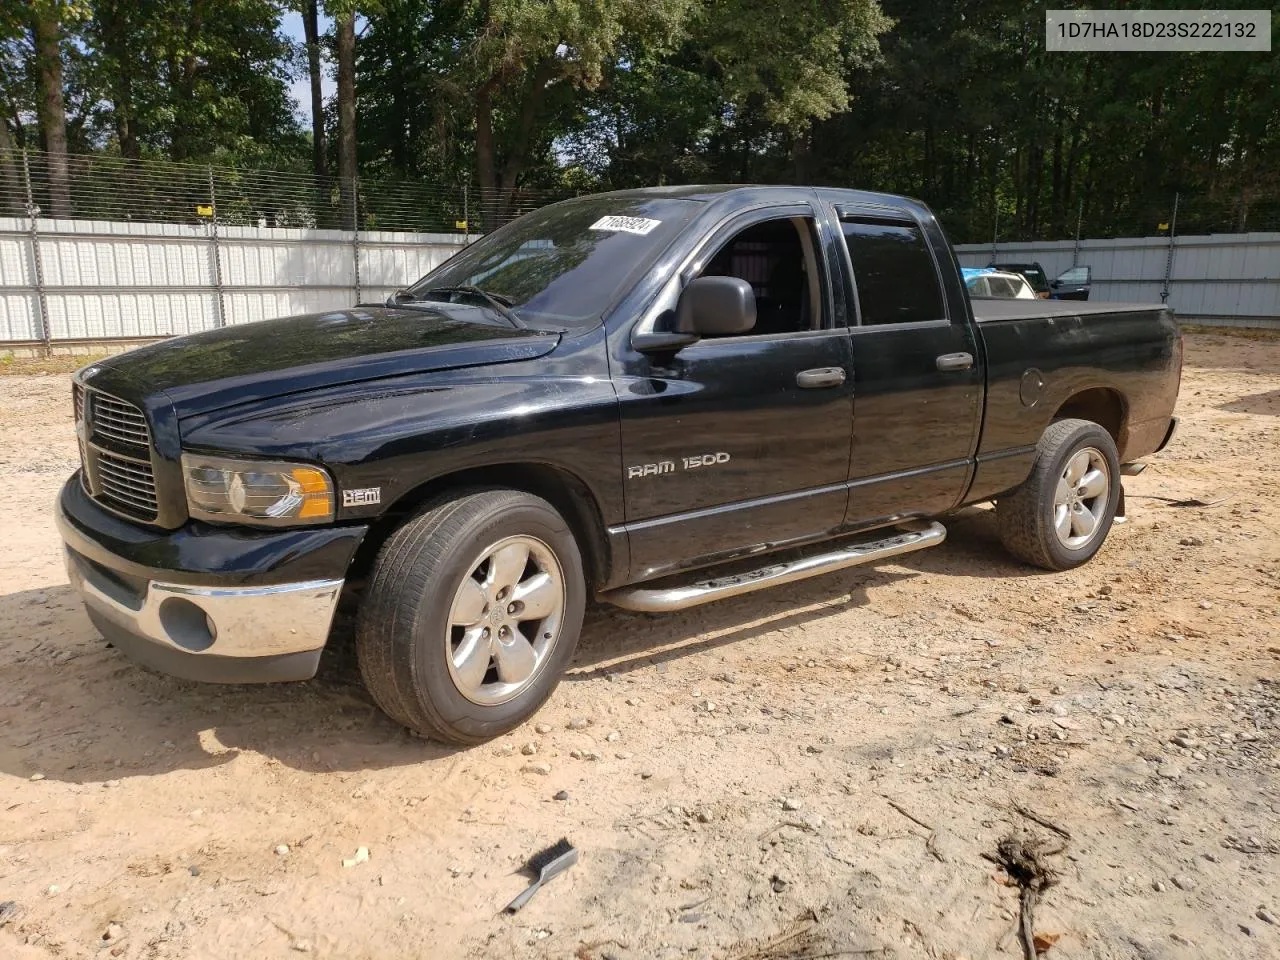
[1052,265,1092,300]
[993,262,1051,298]
[58,185,1181,744]
[964,268,1038,299]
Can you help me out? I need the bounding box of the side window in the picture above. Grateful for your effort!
[1057,266,1090,284]
[696,216,823,336]
[841,218,946,325]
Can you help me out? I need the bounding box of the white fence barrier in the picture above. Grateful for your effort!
[2,218,1277,346]
[0,217,470,345]
[954,233,1280,326]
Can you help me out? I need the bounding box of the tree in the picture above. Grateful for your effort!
[302,0,327,177]
[86,0,146,160]
[29,1,72,216]
[334,5,357,219]
[460,0,698,225]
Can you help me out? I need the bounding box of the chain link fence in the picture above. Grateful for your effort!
[946,188,1280,250]
[0,150,583,354]
[0,149,573,233]
[3,149,1279,351]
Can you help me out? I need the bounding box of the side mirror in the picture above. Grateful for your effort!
[1050,279,1061,288]
[676,276,757,336]
[388,288,416,306]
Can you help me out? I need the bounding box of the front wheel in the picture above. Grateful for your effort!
[997,418,1122,571]
[356,489,586,744]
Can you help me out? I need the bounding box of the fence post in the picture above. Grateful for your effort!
[1161,192,1179,304]
[990,204,999,264]
[463,184,470,245]
[21,150,52,357]
[207,165,227,327]
[351,176,362,304]
[1072,197,1083,267]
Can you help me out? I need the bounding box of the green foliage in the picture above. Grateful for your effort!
[4,0,1278,240]
[4,0,304,166]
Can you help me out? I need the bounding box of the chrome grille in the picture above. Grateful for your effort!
[91,394,151,448]
[96,451,159,520]
[73,383,89,493]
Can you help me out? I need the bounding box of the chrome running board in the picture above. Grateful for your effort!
[601,521,947,613]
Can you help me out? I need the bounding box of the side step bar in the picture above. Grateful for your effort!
[601,521,947,613]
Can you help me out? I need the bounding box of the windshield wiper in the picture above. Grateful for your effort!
[410,285,525,329]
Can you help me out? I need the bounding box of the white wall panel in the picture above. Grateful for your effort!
[956,233,1280,319]
[0,292,38,340]
[0,218,469,342]
[2,217,1275,343]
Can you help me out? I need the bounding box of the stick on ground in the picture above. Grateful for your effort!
[1012,803,1073,841]
[883,796,947,863]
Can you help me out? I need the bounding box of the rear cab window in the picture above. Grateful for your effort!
[839,217,946,326]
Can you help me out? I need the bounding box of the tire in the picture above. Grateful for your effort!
[355,489,586,744]
[997,418,1122,571]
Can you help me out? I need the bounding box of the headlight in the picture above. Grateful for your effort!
[181,454,334,526]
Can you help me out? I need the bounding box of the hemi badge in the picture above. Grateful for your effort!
[342,487,381,507]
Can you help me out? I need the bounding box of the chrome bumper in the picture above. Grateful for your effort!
[66,548,343,660]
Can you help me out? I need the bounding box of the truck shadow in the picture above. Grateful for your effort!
[0,506,1040,782]
[1218,387,1280,416]
[568,503,1039,678]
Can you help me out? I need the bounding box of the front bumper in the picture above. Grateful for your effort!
[57,474,367,683]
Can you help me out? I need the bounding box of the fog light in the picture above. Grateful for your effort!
[158,597,216,652]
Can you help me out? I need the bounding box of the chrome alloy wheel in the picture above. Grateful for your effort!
[1053,447,1111,549]
[445,535,566,706]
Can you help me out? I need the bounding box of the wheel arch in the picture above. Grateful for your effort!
[1051,386,1130,456]
[346,462,613,596]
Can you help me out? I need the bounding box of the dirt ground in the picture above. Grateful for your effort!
[1,331,1277,960]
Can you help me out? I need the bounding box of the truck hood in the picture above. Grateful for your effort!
[88,305,560,419]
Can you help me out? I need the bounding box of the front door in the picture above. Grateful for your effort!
[1052,265,1092,300]
[835,210,983,525]
[615,206,854,582]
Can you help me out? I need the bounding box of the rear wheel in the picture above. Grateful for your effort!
[356,489,585,744]
[997,418,1121,571]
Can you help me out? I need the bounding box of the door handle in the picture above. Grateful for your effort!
[935,352,974,372]
[795,367,847,389]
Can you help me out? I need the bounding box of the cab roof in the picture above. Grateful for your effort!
[578,184,936,222]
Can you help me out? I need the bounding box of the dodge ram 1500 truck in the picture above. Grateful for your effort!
[58,185,1182,743]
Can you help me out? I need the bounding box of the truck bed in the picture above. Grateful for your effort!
[971,299,1166,323]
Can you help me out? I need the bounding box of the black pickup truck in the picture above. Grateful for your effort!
[58,185,1182,743]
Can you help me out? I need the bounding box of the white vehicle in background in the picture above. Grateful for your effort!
[962,267,1038,299]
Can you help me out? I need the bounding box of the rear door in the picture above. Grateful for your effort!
[833,206,983,526]
[614,203,854,582]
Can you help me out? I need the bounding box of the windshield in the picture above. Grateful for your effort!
[406,195,700,329]
[996,263,1049,293]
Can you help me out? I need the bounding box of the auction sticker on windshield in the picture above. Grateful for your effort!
[589,215,662,236]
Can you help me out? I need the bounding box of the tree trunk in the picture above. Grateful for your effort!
[0,118,23,216]
[31,7,71,217]
[474,84,499,230]
[471,58,558,230]
[791,127,811,184]
[336,10,357,225]
[497,59,557,197]
[99,2,140,160]
[303,0,327,178]
[167,1,204,161]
